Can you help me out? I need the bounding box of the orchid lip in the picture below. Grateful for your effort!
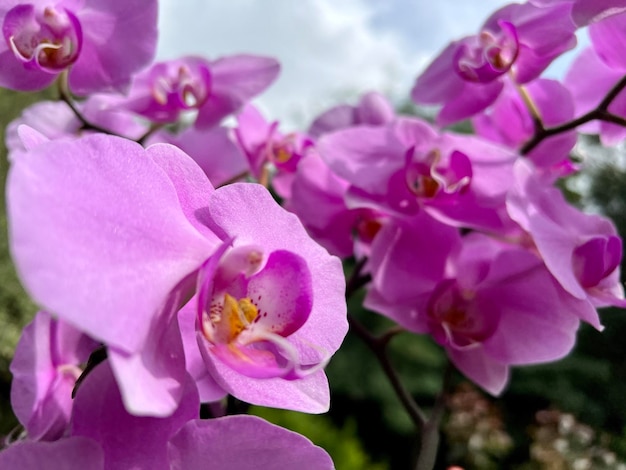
[3,4,82,73]
[196,244,324,379]
[453,20,519,83]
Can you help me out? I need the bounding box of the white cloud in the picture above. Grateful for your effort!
[157,0,423,128]
[157,0,575,128]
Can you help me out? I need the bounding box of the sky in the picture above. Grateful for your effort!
[156,0,576,128]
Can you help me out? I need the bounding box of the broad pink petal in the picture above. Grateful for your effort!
[168,416,334,470]
[7,133,216,353]
[448,347,509,396]
[72,361,199,469]
[196,55,280,128]
[0,437,104,470]
[69,0,158,94]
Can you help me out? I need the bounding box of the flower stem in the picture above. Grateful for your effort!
[57,71,119,137]
[521,74,626,155]
[414,361,454,470]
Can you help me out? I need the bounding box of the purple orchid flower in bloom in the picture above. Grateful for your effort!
[308,91,395,138]
[472,78,577,172]
[507,160,626,317]
[122,54,280,128]
[0,361,334,469]
[366,220,591,395]
[235,104,314,198]
[0,0,158,93]
[411,1,576,125]
[10,311,98,441]
[7,129,347,415]
[318,117,518,233]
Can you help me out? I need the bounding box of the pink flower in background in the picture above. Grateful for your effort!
[308,91,395,138]
[367,223,590,395]
[531,0,626,25]
[235,104,313,198]
[507,160,626,316]
[10,311,98,441]
[412,2,576,125]
[289,153,388,259]
[318,117,517,232]
[123,55,280,128]
[0,0,158,93]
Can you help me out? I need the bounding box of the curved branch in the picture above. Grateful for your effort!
[521,74,626,155]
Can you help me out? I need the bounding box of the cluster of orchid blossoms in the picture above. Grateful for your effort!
[1,0,626,468]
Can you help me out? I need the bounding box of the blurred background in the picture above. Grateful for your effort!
[1,1,625,469]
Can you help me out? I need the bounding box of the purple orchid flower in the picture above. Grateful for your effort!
[564,10,626,146]
[317,117,518,233]
[235,104,314,198]
[507,160,626,317]
[411,1,576,125]
[10,311,98,441]
[308,91,395,138]
[7,130,347,415]
[366,220,591,395]
[288,153,389,259]
[565,47,626,146]
[0,0,158,93]
[122,55,280,128]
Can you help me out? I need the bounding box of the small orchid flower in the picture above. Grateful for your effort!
[411,2,576,125]
[308,91,395,138]
[235,104,314,198]
[123,55,280,128]
[366,222,591,395]
[6,94,148,154]
[0,0,158,93]
[318,117,517,233]
[10,311,98,441]
[564,10,626,146]
[507,160,626,317]
[289,153,388,259]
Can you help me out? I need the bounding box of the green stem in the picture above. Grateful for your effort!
[414,361,454,470]
[57,71,118,137]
